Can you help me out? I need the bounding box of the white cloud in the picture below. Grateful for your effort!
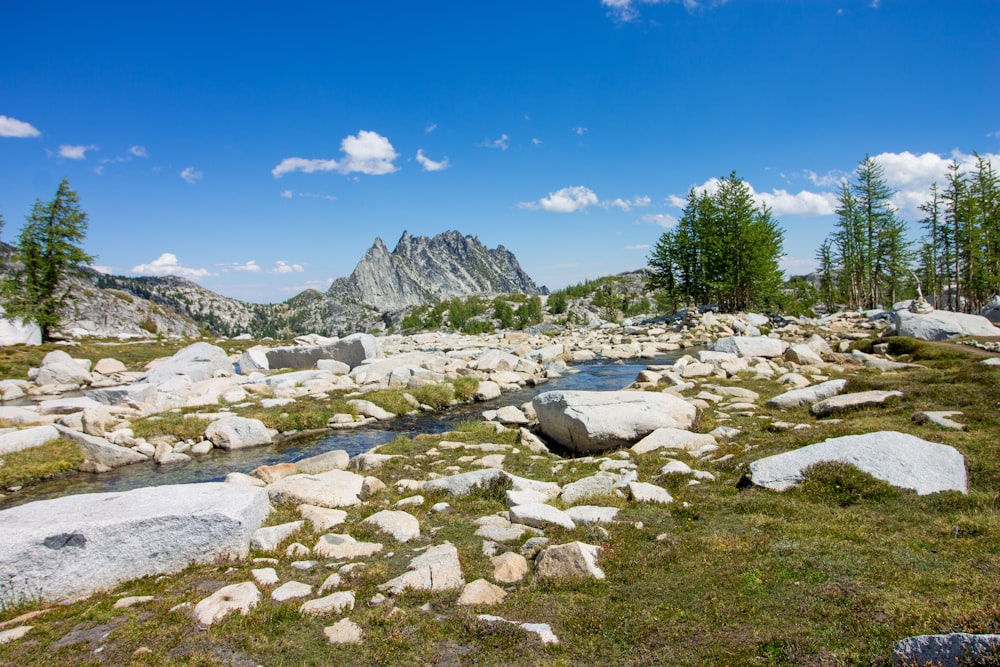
[281,189,293,199]
[271,260,305,274]
[625,244,651,251]
[572,126,588,136]
[59,144,97,160]
[128,145,148,157]
[804,169,847,187]
[668,177,837,216]
[272,130,399,178]
[0,115,41,138]
[520,185,599,213]
[232,261,261,273]
[872,150,1000,214]
[757,189,839,216]
[479,134,510,150]
[131,253,213,280]
[638,213,679,228]
[604,195,651,211]
[988,130,1000,139]
[531,137,542,145]
[416,149,449,172]
[90,264,115,275]
[425,123,437,134]
[180,166,203,184]
[602,0,728,22]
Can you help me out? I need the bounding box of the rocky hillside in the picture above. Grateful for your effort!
[0,231,544,339]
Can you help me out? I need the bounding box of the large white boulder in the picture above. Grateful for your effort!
[0,425,60,456]
[141,342,232,386]
[765,379,849,410]
[263,334,381,371]
[0,317,41,347]
[205,417,273,450]
[894,308,1000,340]
[533,390,696,454]
[0,482,270,603]
[749,431,967,495]
[268,469,365,508]
[54,426,149,469]
[34,350,92,386]
[710,336,789,359]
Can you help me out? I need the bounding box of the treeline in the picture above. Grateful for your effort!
[400,295,544,334]
[816,153,998,312]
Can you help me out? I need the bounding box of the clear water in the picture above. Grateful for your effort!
[0,354,682,509]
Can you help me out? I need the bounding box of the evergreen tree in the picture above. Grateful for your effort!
[647,172,784,312]
[815,236,837,312]
[1,179,94,341]
[917,183,945,307]
[829,156,912,309]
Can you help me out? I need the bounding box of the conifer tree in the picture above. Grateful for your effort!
[1,179,94,341]
[648,172,784,312]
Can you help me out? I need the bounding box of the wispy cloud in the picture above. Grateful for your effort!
[425,122,437,134]
[271,260,305,274]
[479,134,510,151]
[638,212,679,228]
[131,253,213,280]
[531,137,542,146]
[231,261,261,273]
[128,145,148,157]
[668,177,838,216]
[272,130,399,178]
[572,126,588,136]
[0,115,41,138]
[280,190,336,201]
[416,149,449,172]
[625,244,651,251]
[521,187,654,214]
[602,0,729,22]
[59,144,97,160]
[603,195,651,211]
[180,166,203,184]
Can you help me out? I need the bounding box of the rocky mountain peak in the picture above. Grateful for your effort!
[328,230,541,313]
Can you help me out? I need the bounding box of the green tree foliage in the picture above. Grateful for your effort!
[822,156,913,310]
[516,295,543,328]
[647,172,784,312]
[547,290,568,315]
[913,154,999,312]
[1,179,94,341]
[492,297,516,329]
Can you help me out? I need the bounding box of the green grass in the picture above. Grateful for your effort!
[2,337,999,665]
[0,438,84,489]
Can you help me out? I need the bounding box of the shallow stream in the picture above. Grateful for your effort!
[0,353,683,509]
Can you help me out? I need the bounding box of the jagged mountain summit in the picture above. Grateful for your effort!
[328,230,542,312]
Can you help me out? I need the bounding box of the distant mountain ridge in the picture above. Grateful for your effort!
[2,231,543,338]
[328,230,543,312]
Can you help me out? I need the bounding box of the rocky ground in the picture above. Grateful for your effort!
[1,307,999,665]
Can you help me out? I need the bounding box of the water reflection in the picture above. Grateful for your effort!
[1,354,682,508]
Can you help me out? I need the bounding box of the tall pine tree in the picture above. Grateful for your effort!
[1,179,94,341]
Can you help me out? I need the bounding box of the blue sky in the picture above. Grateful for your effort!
[1,1,997,303]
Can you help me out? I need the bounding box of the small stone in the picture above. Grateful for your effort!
[313,534,384,559]
[251,521,304,552]
[319,573,342,592]
[535,541,605,580]
[252,567,279,586]
[193,582,260,626]
[360,476,387,500]
[457,579,507,606]
[491,552,529,584]
[323,617,363,644]
[113,595,154,609]
[300,590,356,616]
[272,581,312,601]
[361,510,421,543]
[627,481,674,504]
[298,504,348,532]
[0,626,32,644]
